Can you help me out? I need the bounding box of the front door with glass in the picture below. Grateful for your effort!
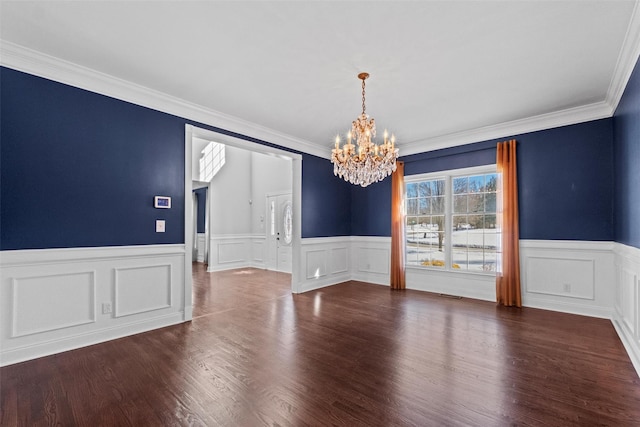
[266,193,292,273]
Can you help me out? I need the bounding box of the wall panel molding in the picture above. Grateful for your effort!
[207,234,267,272]
[196,233,206,263]
[406,267,496,301]
[11,271,96,337]
[251,237,266,269]
[330,247,349,274]
[3,238,638,377]
[612,242,640,376]
[525,257,595,300]
[520,240,614,318]
[0,244,185,266]
[350,237,391,286]
[114,264,172,317]
[299,237,352,293]
[1,245,186,366]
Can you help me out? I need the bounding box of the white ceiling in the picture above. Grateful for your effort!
[1,1,639,157]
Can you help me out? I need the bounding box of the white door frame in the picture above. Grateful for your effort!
[183,124,303,314]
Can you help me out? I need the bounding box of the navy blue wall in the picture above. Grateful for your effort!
[403,140,497,176]
[350,179,391,236]
[1,67,186,249]
[356,119,614,241]
[1,67,350,249]
[1,66,621,248]
[515,119,613,241]
[194,188,207,234]
[613,57,640,249]
[301,154,352,237]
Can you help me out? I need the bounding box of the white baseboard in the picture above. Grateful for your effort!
[1,311,185,366]
[297,272,352,293]
[0,244,187,366]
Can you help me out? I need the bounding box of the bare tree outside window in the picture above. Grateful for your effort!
[405,169,500,272]
[406,178,445,268]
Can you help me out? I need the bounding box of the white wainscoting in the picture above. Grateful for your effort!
[350,237,391,286]
[520,240,615,318]
[406,267,496,301]
[612,243,640,375]
[4,238,636,375]
[301,239,616,319]
[207,234,266,271]
[297,236,390,293]
[0,245,187,366]
[299,237,352,292]
[251,236,266,270]
[196,233,206,263]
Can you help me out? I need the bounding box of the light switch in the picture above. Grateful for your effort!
[156,220,166,233]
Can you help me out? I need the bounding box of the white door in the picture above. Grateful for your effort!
[266,193,292,273]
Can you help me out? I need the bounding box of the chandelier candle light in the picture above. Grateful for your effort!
[331,72,399,187]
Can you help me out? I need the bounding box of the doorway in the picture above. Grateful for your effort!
[183,124,302,321]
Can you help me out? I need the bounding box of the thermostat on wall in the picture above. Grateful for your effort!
[154,196,171,209]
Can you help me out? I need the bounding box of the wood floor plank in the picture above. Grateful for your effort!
[1,265,639,426]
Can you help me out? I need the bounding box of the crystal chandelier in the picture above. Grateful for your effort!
[331,72,399,187]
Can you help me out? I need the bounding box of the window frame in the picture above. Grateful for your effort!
[404,164,499,276]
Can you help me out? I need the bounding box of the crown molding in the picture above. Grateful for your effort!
[401,1,640,156]
[399,100,613,156]
[0,40,329,159]
[4,3,640,162]
[606,0,640,114]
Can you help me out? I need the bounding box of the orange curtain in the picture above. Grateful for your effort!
[496,140,521,307]
[390,161,406,290]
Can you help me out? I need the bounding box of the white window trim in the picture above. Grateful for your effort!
[404,164,498,276]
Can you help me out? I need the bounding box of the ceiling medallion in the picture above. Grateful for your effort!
[331,72,399,187]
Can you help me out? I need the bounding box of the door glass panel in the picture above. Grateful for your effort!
[270,201,275,236]
[283,202,293,245]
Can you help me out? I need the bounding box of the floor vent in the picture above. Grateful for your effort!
[438,293,462,299]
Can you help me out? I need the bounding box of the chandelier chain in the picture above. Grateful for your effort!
[361,78,366,115]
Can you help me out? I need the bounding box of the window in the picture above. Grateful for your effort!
[405,166,500,274]
[199,141,226,182]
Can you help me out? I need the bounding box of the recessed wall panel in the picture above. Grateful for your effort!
[331,247,348,274]
[115,265,171,317]
[306,250,327,279]
[12,271,96,337]
[526,257,594,299]
[621,268,637,334]
[357,248,389,274]
[217,242,246,264]
[252,241,264,262]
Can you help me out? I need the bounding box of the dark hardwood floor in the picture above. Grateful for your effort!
[192,263,292,319]
[2,263,639,426]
